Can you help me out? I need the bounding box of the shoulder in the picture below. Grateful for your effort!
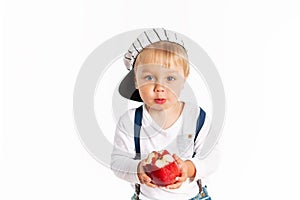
[182,101,203,118]
[117,105,142,132]
[183,101,209,117]
[181,101,211,130]
[183,101,199,110]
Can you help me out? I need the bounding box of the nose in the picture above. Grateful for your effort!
[154,83,165,92]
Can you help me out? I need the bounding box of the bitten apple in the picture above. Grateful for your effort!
[143,150,180,186]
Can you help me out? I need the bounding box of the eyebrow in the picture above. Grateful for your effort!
[138,67,180,74]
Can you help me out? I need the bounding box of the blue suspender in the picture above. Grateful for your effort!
[134,106,143,160]
[195,108,206,143]
[193,107,206,157]
[133,106,143,199]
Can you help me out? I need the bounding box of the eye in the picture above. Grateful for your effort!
[167,76,175,81]
[145,75,154,81]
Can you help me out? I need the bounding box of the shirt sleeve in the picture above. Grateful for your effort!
[188,114,222,181]
[110,111,141,183]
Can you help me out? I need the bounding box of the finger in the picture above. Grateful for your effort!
[142,174,152,183]
[166,181,183,189]
[142,175,157,188]
[173,154,184,166]
[140,160,147,167]
[180,166,188,177]
[139,173,150,184]
[172,154,181,162]
[137,160,147,174]
[176,176,187,183]
[145,181,157,188]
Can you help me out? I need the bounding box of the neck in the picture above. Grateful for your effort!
[146,102,183,129]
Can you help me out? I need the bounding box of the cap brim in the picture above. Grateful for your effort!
[119,70,143,102]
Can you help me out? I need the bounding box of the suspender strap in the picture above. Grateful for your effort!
[192,108,206,158]
[194,108,206,143]
[197,179,203,194]
[133,105,143,198]
[133,183,141,200]
[134,105,143,160]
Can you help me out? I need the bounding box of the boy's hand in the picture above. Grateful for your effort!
[166,154,196,189]
[137,160,157,188]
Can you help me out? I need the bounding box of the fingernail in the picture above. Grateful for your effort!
[175,177,179,181]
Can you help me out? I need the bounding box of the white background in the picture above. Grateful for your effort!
[2,0,300,199]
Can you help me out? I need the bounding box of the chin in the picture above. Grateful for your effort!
[149,104,165,111]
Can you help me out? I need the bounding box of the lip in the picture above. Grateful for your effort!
[154,98,166,104]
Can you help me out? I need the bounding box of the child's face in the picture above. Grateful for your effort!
[135,63,187,110]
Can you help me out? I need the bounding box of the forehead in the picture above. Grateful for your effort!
[136,64,184,74]
[135,50,186,72]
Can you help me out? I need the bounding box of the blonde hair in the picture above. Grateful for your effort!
[134,41,190,77]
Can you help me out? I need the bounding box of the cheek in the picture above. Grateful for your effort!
[138,84,154,96]
[166,82,185,96]
[168,90,181,100]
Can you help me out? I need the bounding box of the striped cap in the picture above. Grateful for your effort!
[123,28,186,71]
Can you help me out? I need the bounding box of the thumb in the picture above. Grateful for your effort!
[173,154,183,163]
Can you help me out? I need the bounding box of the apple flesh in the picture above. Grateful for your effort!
[143,150,180,186]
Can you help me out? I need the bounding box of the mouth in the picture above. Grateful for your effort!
[154,98,166,104]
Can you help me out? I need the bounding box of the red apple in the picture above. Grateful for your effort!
[143,150,180,186]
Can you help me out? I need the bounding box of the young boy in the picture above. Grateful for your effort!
[111,28,219,200]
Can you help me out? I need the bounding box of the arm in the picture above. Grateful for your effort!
[189,115,222,180]
[110,115,141,183]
